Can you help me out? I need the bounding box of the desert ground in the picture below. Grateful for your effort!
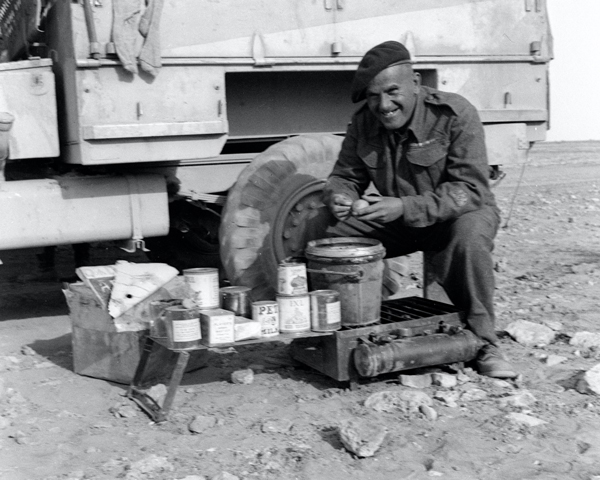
[1,140,600,480]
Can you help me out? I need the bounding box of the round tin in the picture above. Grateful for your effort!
[220,286,251,318]
[183,267,219,309]
[252,300,279,337]
[277,294,310,334]
[277,260,308,295]
[163,306,201,350]
[309,290,341,332]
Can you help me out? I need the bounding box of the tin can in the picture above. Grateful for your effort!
[164,306,201,350]
[183,268,219,309]
[309,290,341,332]
[149,299,182,338]
[220,286,251,318]
[277,294,310,334]
[277,260,308,295]
[252,300,279,337]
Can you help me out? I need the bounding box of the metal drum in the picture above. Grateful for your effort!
[305,237,385,327]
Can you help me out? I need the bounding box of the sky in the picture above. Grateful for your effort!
[545,0,600,141]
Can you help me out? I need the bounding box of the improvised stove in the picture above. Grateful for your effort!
[291,296,484,383]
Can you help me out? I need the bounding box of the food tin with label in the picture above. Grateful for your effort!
[163,306,202,350]
[199,308,235,346]
[309,290,342,332]
[277,294,310,334]
[277,260,308,295]
[183,267,219,309]
[220,285,252,318]
[252,300,279,337]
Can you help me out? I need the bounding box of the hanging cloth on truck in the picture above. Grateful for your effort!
[111,0,164,77]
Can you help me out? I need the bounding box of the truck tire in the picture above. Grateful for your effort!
[220,133,343,300]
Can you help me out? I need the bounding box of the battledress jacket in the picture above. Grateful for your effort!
[324,85,498,228]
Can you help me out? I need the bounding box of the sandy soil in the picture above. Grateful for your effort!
[1,141,600,480]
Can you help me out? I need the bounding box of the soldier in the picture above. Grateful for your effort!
[323,41,516,378]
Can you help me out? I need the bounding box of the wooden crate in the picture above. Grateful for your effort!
[65,279,191,384]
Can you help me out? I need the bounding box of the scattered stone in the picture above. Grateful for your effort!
[20,345,36,356]
[146,384,168,404]
[456,370,474,384]
[178,476,206,480]
[110,403,138,418]
[124,454,174,479]
[431,372,458,388]
[491,379,512,389]
[505,320,555,347]
[419,404,438,421]
[189,415,217,434]
[0,377,6,400]
[545,355,567,367]
[499,391,537,408]
[261,418,293,434]
[212,472,239,480]
[506,412,547,427]
[231,369,254,385]
[433,391,460,408]
[543,320,563,331]
[365,389,432,413]
[576,364,600,395]
[338,419,387,457]
[398,373,432,389]
[570,332,600,350]
[460,388,488,402]
[85,446,101,453]
[248,363,266,372]
[0,416,11,429]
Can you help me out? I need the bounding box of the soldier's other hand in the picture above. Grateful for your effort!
[330,193,353,220]
[353,195,404,223]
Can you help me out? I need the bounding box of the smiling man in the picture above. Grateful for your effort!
[323,40,516,379]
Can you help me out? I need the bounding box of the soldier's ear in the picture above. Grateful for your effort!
[413,72,422,91]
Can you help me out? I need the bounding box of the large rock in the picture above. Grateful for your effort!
[189,415,217,434]
[506,413,547,427]
[505,320,555,346]
[364,389,432,413]
[576,364,600,395]
[570,332,600,350]
[338,419,387,458]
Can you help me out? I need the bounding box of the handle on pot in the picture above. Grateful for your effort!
[306,267,364,280]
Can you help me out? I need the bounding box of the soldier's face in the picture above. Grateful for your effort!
[366,64,420,130]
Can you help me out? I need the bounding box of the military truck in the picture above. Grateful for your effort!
[0,0,552,299]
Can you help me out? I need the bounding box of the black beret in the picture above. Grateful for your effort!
[351,41,412,103]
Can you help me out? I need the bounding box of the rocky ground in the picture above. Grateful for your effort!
[1,141,600,480]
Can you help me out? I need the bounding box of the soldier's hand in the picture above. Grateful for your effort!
[352,195,404,223]
[330,193,353,220]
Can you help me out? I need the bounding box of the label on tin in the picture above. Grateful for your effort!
[253,302,279,337]
[184,269,219,308]
[326,301,341,324]
[172,318,201,342]
[278,263,308,295]
[279,295,310,332]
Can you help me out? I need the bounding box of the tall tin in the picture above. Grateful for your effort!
[183,267,219,309]
[252,300,279,337]
[309,290,341,332]
[163,306,202,350]
[277,294,310,334]
[277,260,308,295]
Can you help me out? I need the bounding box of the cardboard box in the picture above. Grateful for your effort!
[64,278,194,384]
[199,308,235,346]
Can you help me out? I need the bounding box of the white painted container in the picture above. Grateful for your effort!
[252,301,279,337]
[184,268,220,309]
[277,261,308,295]
[277,294,310,334]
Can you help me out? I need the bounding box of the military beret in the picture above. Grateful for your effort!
[350,41,412,103]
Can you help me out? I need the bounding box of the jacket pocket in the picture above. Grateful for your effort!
[406,139,447,167]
